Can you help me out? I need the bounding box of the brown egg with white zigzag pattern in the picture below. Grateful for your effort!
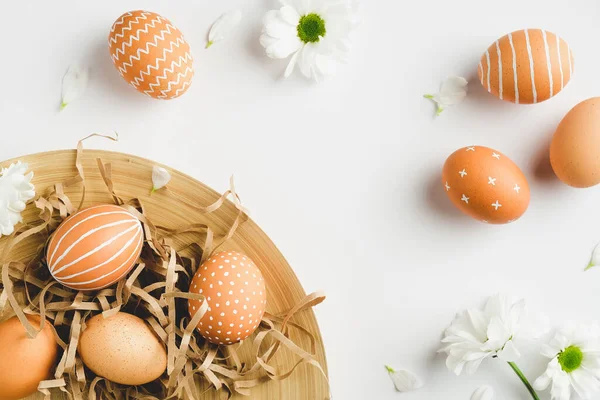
[108,10,194,99]
[47,205,144,291]
[478,29,574,104]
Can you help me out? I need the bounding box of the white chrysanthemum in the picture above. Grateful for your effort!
[534,323,600,400]
[259,0,360,81]
[440,293,546,375]
[0,162,35,237]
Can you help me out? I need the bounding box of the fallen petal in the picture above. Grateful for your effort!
[207,9,243,48]
[152,166,172,192]
[385,365,424,392]
[471,385,494,400]
[60,63,89,110]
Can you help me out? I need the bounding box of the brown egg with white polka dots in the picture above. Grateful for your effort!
[188,251,266,345]
[442,146,530,224]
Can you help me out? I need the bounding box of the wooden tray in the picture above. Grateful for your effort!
[0,149,329,400]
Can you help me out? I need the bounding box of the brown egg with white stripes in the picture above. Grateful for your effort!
[46,205,144,291]
[478,29,574,104]
[188,251,266,345]
[442,146,530,224]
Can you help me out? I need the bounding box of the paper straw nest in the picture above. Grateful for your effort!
[0,135,328,400]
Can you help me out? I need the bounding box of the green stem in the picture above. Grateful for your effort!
[507,362,540,400]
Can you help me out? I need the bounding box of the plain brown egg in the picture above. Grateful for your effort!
[0,315,58,400]
[78,312,167,385]
[550,97,600,188]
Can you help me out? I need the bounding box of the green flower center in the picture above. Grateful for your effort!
[297,14,326,43]
[558,346,584,373]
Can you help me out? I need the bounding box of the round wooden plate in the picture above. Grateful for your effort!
[0,149,328,400]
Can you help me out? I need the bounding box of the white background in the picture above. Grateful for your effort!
[2,1,600,399]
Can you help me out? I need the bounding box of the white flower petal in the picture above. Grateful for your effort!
[587,242,600,270]
[487,316,511,345]
[262,10,281,29]
[152,166,171,192]
[464,356,487,375]
[471,385,494,400]
[570,369,600,399]
[284,49,301,78]
[425,76,468,116]
[279,6,300,26]
[438,76,468,105]
[298,44,317,79]
[60,63,89,110]
[263,15,297,39]
[385,366,423,392]
[263,35,303,59]
[207,9,243,48]
[497,340,521,361]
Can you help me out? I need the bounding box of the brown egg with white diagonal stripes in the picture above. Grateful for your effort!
[478,29,573,104]
[47,205,144,291]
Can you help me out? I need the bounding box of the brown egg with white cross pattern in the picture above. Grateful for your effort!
[442,146,530,224]
[188,251,266,345]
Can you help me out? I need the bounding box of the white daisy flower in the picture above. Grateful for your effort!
[534,323,600,400]
[0,161,35,237]
[259,0,360,81]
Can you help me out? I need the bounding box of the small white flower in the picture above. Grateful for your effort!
[206,9,243,49]
[471,385,494,400]
[586,242,600,271]
[534,323,600,400]
[0,162,35,237]
[385,365,423,392]
[259,0,360,81]
[440,293,546,375]
[151,166,171,193]
[60,63,89,110]
[424,76,468,116]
